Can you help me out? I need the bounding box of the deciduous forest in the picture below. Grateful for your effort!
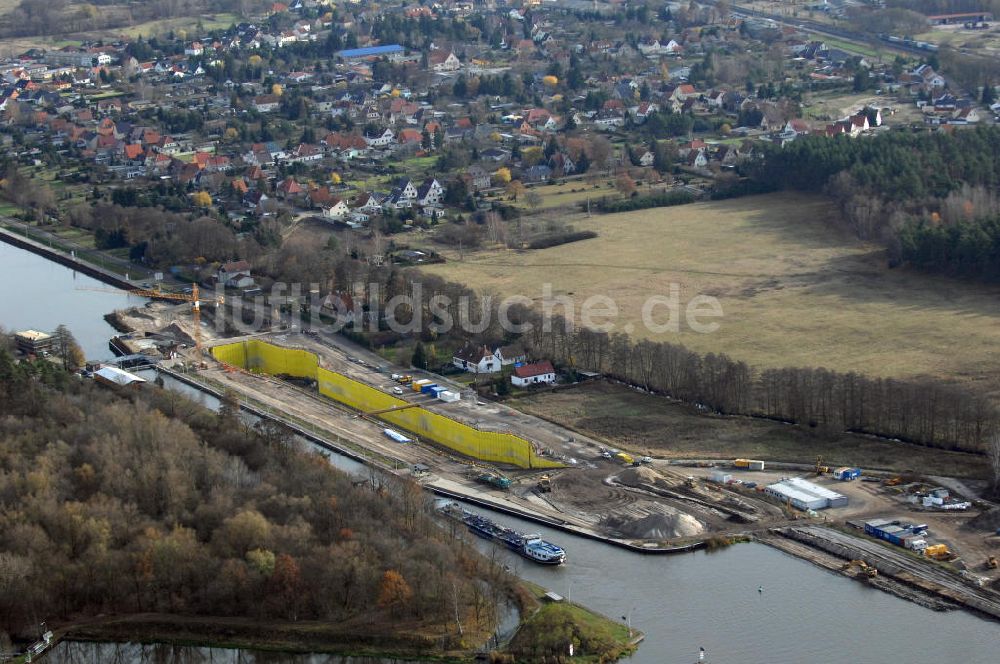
[0,342,511,651]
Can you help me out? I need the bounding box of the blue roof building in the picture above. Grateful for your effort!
[337,44,405,60]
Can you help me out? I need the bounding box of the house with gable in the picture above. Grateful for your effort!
[416,178,445,206]
[452,342,526,374]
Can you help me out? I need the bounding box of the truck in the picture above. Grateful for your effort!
[476,472,512,490]
[734,458,765,471]
[924,544,951,560]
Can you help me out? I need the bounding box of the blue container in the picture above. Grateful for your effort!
[420,383,439,394]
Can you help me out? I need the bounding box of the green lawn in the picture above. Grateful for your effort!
[508,582,638,662]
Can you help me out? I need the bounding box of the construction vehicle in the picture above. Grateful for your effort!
[986,556,998,570]
[842,559,878,578]
[814,456,829,475]
[79,283,222,359]
[924,544,953,561]
[537,474,552,493]
[476,471,512,490]
[615,452,634,465]
[395,374,413,384]
[884,477,902,486]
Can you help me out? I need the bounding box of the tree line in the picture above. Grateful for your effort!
[0,342,512,647]
[307,261,999,455]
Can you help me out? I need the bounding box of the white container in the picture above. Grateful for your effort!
[709,471,732,484]
[438,390,460,402]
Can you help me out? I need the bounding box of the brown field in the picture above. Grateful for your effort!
[510,382,988,478]
[420,193,1000,394]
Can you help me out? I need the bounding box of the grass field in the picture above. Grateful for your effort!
[420,192,1000,394]
[510,382,988,478]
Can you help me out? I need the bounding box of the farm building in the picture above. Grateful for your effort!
[764,477,848,510]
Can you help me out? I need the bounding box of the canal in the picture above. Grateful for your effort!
[3,239,1000,664]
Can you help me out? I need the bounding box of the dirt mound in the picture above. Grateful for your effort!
[156,323,195,346]
[617,465,667,488]
[967,507,1000,532]
[603,506,703,540]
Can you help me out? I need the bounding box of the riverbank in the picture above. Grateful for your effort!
[0,224,141,290]
[55,613,481,662]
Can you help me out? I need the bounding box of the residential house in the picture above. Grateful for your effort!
[253,95,281,113]
[428,50,462,72]
[322,198,350,219]
[416,178,445,206]
[524,164,552,182]
[466,165,492,191]
[364,127,395,147]
[217,260,255,288]
[511,361,557,387]
[452,342,526,374]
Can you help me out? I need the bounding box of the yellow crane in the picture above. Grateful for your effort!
[77,283,223,357]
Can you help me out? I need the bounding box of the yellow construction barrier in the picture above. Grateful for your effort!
[211,340,562,469]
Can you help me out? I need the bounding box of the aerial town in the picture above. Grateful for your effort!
[3,0,1000,662]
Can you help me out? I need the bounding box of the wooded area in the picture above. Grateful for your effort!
[752,127,1000,279]
[0,341,511,649]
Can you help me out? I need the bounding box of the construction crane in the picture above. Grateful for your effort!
[77,283,223,357]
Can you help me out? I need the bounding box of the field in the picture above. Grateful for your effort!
[510,382,988,478]
[420,193,1000,394]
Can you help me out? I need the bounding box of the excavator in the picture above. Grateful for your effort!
[814,456,829,476]
[842,559,878,579]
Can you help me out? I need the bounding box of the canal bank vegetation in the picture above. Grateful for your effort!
[504,584,638,663]
[0,343,514,658]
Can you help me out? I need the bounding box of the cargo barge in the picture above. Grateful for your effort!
[440,502,566,565]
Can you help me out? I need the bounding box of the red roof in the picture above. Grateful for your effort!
[513,361,555,379]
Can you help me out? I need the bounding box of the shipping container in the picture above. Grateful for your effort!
[734,458,765,470]
[429,386,446,397]
[438,390,460,402]
[412,379,432,392]
[709,471,733,484]
[420,383,439,394]
[833,467,862,481]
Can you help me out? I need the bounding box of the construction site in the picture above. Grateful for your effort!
[104,296,1000,622]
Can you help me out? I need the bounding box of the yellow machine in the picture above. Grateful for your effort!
[814,456,829,475]
[842,559,878,578]
[985,556,997,570]
[925,544,951,560]
[537,474,552,493]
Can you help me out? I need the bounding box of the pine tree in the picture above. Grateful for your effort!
[411,342,428,369]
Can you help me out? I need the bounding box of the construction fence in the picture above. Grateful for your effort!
[211,340,562,470]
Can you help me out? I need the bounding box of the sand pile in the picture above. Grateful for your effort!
[618,465,667,488]
[603,506,703,539]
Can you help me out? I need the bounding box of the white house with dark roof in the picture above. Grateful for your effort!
[452,342,526,374]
